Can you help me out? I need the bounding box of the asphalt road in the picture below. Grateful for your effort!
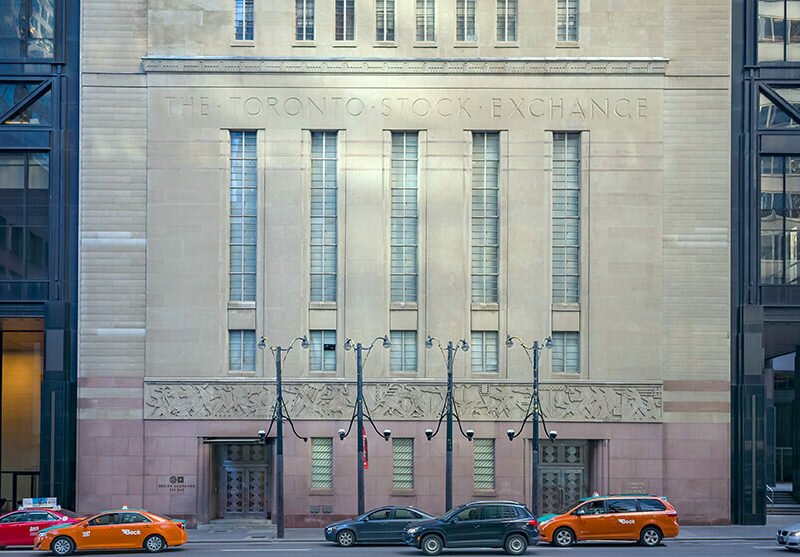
[0,539,791,557]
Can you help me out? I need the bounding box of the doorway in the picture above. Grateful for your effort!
[539,441,590,514]
[215,444,270,519]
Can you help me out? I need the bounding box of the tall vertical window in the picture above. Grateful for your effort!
[376,0,395,41]
[471,331,498,373]
[229,330,256,371]
[473,438,495,490]
[760,156,800,284]
[296,0,315,40]
[557,0,578,42]
[456,0,477,41]
[416,0,436,41]
[235,0,254,40]
[0,0,55,58]
[391,133,418,303]
[390,331,417,372]
[229,131,257,302]
[472,132,499,303]
[310,330,337,372]
[336,0,355,40]
[552,332,580,373]
[393,438,414,489]
[0,153,49,296]
[552,133,581,304]
[758,0,800,61]
[311,132,337,302]
[497,0,517,42]
[311,438,333,488]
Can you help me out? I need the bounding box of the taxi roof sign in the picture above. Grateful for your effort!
[21,497,59,510]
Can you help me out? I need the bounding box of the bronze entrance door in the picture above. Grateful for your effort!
[220,445,270,519]
[539,441,589,514]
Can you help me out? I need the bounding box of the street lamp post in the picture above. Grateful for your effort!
[257,335,309,538]
[505,335,556,517]
[338,335,392,515]
[424,336,473,511]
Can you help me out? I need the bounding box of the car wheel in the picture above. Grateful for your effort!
[51,536,75,556]
[336,529,355,547]
[639,526,663,547]
[421,534,444,556]
[144,534,167,553]
[504,533,528,555]
[552,527,575,547]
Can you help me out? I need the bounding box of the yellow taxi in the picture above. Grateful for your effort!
[538,494,679,547]
[34,508,187,555]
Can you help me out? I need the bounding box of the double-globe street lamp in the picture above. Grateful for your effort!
[505,335,558,517]
[424,336,474,512]
[256,335,309,539]
[337,335,392,515]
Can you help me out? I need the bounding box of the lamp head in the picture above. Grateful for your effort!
[257,336,267,350]
[461,339,469,352]
[424,428,433,441]
[382,335,391,349]
[465,429,474,441]
[505,335,514,348]
[425,336,434,348]
[338,428,346,440]
[300,335,310,349]
[548,430,558,441]
[383,429,392,441]
[257,430,267,444]
[544,336,553,349]
[344,338,354,351]
[506,429,515,441]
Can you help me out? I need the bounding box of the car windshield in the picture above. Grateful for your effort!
[558,499,586,515]
[440,506,466,521]
[58,510,81,519]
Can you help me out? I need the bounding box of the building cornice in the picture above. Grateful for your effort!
[141,56,669,75]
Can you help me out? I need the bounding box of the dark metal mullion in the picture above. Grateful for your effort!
[785,0,789,61]
[783,162,788,282]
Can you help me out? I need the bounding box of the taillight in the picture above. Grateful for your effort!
[666,511,677,517]
[528,519,538,529]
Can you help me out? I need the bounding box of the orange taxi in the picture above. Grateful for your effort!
[538,494,679,547]
[33,508,187,555]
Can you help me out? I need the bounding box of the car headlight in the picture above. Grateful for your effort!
[790,531,800,537]
[406,527,420,535]
[325,527,335,533]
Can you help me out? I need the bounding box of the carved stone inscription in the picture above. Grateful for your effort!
[144,381,662,422]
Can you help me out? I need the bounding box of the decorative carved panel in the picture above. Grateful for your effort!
[144,380,662,422]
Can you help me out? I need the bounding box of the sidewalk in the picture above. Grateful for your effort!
[185,516,795,543]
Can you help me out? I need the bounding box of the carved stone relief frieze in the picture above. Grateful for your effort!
[144,381,662,422]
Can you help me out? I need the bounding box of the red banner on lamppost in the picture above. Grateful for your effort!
[363,426,369,470]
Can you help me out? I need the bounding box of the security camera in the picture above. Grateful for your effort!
[548,430,558,441]
[425,428,433,441]
[465,429,474,441]
[506,429,515,441]
[338,428,346,441]
[257,430,267,444]
[383,429,392,441]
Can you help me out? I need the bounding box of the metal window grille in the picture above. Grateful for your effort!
[310,330,337,372]
[230,131,257,302]
[390,331,417,372]
[497,0,517,41]
[235,0,254,40]
[376,0,395,41]
[229,330,256,371]
[311,437,333,488]
[552,332,580,373]
[311,132,337,302]
[296,0,315,40]
[552,133,581,304]
[471,331,498,373]
[416,0,436,41]
[473,438,495,490]
[472,132,499,303]
[456,0,476,41]
[557,0,578,41]
[393,438,414,489]
[335,0,355,40]
[391,133,418,302]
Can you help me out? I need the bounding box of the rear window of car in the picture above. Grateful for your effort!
[637,498,666,512]
[607,499,638,513]
[481,505,521,520]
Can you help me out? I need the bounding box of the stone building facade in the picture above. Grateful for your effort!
[79,1,731,525]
